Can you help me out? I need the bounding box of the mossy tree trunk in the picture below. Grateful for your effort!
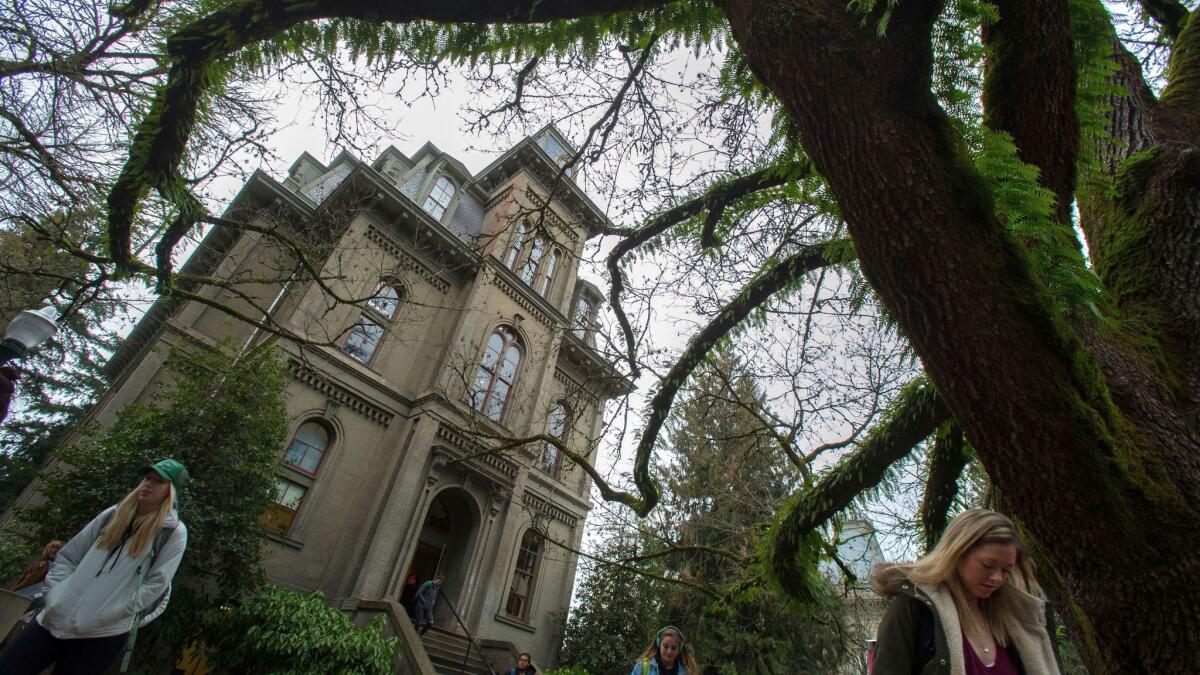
[720,0,1199,671]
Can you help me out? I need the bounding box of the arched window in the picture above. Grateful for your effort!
[470,326,523,422]
[342,314,384,364]
[504,221,529,269]
[367,282,402,319]
[539,403,569,478]
[505,530,543,621]
[519,237,546,285]
[266,420,333,533]
[422,176,456,219]
[533,248,562,297]
[284,421,329,474]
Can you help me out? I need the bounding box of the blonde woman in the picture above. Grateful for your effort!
[631,626,697,675]
[0,460,188,675]
[871,509,1059,675]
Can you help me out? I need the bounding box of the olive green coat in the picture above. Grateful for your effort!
[872,577,1060,675]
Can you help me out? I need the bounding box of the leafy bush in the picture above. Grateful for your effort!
[543,667,593,675]
[202,586,400,674]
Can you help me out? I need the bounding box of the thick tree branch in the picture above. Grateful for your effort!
[770,378,948,601]
[919,420,968,552]
[982,0,1078,225]
[1137,0,1190,41]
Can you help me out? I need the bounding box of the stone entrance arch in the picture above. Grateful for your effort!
[404,486,480,623]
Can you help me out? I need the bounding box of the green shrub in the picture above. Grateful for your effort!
[203,585,400,674]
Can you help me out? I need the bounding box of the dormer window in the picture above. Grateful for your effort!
[423,176,455,220]
[573,295,598,346]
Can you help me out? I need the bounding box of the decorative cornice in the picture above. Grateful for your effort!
[288,359,394,427]
[522,490,578,528]
[483,185,514,212]
[553,367,599,407]
[365,223,451,293]
[488,265,554,327]
[434,423,519,485]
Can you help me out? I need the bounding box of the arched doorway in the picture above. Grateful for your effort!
[403,487,480,622]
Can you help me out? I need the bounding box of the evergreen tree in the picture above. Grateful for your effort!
[558,524,665,675]
[654,350,845,673]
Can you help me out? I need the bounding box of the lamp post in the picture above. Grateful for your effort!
[0,305,59,424]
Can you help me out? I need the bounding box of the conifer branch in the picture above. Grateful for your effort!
[1137,0,1190,41]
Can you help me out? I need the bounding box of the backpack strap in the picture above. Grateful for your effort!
[641,658,650,675]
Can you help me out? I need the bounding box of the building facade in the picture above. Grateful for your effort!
[83,127,625,666]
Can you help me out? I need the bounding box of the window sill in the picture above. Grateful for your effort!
[494,613,537,633]
[266,530,304,550]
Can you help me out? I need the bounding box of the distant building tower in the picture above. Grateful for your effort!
[46,126,627,669]
[826,518,890,674]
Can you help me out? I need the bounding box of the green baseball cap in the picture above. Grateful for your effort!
[142,458,189,491]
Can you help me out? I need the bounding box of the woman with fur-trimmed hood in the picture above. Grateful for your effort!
[870,509,1059,675]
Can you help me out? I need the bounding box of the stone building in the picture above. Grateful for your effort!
[78,126,627,669]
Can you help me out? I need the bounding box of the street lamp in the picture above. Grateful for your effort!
[0,305,59,423]
[0,306,59,364]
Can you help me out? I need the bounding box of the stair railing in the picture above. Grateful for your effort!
[437,594,498,675]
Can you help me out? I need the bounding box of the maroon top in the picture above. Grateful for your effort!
[963,635,1020,675]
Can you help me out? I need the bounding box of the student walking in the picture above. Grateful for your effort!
[9,539,64,594]
[631,626,696,675]
[0,460,189,675]
[411,573,444,636]
[870,509,1059,675]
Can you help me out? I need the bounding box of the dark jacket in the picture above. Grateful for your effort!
[874,577,1053,675]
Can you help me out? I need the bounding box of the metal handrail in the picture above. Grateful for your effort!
[436,594,497,675]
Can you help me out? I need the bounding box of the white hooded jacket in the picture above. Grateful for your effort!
[38,505,187,639]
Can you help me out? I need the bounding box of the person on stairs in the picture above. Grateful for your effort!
[411,573,444,636]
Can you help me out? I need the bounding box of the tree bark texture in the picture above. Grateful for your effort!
[719,0,1200,671]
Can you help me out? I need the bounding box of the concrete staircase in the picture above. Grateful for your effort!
[419,626,497,675]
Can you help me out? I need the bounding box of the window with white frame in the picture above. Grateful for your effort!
[422,176,455,219]
[505,530,543,621]
[342,315,384,364]
[469,326,523,423]
[518,237,545,285]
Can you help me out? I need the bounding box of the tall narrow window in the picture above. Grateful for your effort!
[284,422,329,474]
[573,296,593,343]
[368,283,401,319]
[423,176,455,219]
[533,249,561,297]
[504,221,529,269]
[540,404,568,478]
[342,315,384,364]
[470,326,523,423]
[519,238,546,285]
[505,530,543,621]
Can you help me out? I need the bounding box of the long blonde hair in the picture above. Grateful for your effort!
[95,482,175,558]
[638,626,698,673]
[871,509,1039,646]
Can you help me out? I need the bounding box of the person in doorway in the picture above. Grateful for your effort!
[400,572,419,608]
[411,573,444,636]
[631,625,696,675]
[870,509,1059,675]
[507,651,537,675]
[0,460,189,675]
[10,539,64,594]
